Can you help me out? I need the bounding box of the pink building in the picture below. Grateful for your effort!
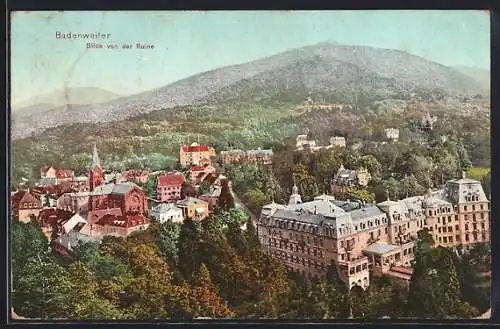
[156,172,185,202]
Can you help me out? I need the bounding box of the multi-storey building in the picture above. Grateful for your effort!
[330,165,371,194]
[220,149,274,165]
[257,174,489,290]
[179,143,216,168]
[384,128,400,142]
[329,136,347,148]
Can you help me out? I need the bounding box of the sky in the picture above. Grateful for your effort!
[11,10,490,105]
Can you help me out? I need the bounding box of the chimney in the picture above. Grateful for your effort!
[314,206,317,215]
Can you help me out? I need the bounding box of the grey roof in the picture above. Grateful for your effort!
[336,169,357,180]
[176,197,207,206]
[246,149,273,156]
[272,208,326,226]
[287,199,346,217]
[91,182,140,196]
[201,188,221,198]
[220,149,245,156]
[350,206,386,221]
[55,230,101,251]
[443,178,488,204]
[365,243,400,255]
[331,199,363,212]
[152,203,182,213]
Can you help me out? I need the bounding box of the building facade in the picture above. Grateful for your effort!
[329,136,347,148]
[384,128,400,142]
[156,172,186,202]
[150,203,184,223]
[220,149,274,165]
[257,175,489,290]
[331,165,372,194]
[11,190,43,222]
[179,143,216,168]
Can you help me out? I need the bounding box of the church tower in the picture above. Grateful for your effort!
[88,142,104,192]
[288,175,302,205]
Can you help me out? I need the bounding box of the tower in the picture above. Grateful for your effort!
[288,175,302,205]
[88,142,104,192]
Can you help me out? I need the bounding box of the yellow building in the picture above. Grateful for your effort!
[179,143,216,168]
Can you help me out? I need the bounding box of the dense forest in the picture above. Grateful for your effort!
[12,205,490,320]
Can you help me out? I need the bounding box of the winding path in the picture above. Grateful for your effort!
[228,181,259,227]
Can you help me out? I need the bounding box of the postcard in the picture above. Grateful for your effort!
[9,10,491,321]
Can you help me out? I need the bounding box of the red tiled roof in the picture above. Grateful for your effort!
[158,174,185,187]
[39,208,73,227]
[11,191,42,210]
[96,214,150,228]
[391,266,413,276]
[55,169,74,179]
[202,173,218,186]
[385,270,412,281]
[32,182,75,198]
[191,165,207,172]
[181,144,210,153]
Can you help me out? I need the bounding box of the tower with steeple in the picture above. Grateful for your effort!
[288,175,302,205]
[88,142,104,192]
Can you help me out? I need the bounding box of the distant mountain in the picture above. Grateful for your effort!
[11,43,484,139]
[452,66,490,91]
[12,87,122,119]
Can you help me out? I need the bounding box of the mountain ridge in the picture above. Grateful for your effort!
[11,42,485,139]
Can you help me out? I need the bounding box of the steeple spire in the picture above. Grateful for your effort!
[289,174,302,205]
[92,142,101,168]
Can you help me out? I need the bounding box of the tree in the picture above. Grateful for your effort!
[180,182,197,199]
[217,179,235,211]
[243,188,268,214]
[177,219,203,281]
[408,245,478,318]
[66,261,123,319]
[13,257,72,319]
[190,263,234,318]
[124,244,173,319]
[342,187,375,203]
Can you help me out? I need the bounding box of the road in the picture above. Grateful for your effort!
[228,181,259,227]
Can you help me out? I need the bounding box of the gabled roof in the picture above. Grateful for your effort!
[11,191,42,209]
[91,182,142,196]
[176,197,208,207]
[158,173,185,187]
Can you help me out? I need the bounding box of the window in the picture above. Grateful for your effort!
[456,234,460,241]
[482,222,485,229]
[481,213,485,219]
[465,224,469,231]
[449,236,453,242]
[443,237,447,243]
[482,233,486,240]
[464,206,468,212]
[448,227,452,233]
[448,217,451,223]
[480,204,484,210]
[438,227,441,233]
[472,205,476,211]
[455,215,458,221]
[465,234,469,242]
[439,237,442,242]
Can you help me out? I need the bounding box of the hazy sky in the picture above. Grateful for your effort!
[11,10,490,105]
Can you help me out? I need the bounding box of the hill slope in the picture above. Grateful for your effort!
[11,43,483,139]
[452,66,490,91]
[13,87,123,118]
